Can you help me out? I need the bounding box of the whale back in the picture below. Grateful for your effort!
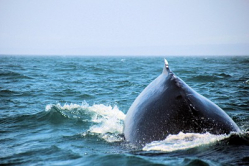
[124,59,240,146]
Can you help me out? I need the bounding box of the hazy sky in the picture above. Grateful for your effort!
[0,0,249,56]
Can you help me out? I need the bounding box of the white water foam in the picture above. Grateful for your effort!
[143,132,229,152]
[45,102,126,143]
[83,103,125,142]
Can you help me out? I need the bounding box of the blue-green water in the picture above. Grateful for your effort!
[1,55,249,165]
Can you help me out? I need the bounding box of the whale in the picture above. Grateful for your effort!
[124,59,241,146]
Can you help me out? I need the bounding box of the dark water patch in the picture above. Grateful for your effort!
[85,154,167,166]
[0,112,48,135]
[222,133,249,146]
[0,89,16,96]
[113,80,134,88]
[80,132,112,145]
[239,156,249,166]
[77,93,95,99]
[191,73,231,83]
[0,89,31,98]
[0,70,32,80]
[217,72,232,78]
[0,145,81,165]
[183,158,211,166]
[62,133,85,142]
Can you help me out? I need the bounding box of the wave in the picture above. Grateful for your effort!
[0,89,31,97]
[45,102,125,143]
[0,89,16,96]
[0,70,32,79]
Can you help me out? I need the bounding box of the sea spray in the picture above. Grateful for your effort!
[83,103,125,142]
[45,102,126,142]
[143,132,229,152]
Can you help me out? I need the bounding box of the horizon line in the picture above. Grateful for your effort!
[1,54,249,57]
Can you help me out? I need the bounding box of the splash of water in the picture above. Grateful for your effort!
[143,132,230,152]
[45,102,125,142]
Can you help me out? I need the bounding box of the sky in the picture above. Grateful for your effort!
[0,0,249,56]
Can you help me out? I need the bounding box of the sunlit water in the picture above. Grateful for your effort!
[1,55,249,165]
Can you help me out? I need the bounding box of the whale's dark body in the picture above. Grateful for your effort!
[124,59,241,146]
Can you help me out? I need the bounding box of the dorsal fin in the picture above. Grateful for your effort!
[163,58,170,75]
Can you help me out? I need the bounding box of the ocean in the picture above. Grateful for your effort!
[0,55,248,165]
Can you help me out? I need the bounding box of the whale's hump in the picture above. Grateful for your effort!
[124,59,241,146]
